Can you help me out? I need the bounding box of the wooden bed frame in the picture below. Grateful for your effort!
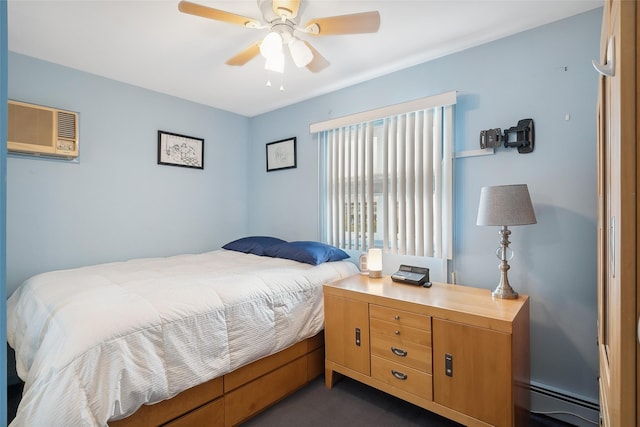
[110,332,324,427]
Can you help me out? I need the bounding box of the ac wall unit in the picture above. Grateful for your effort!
[8,100,79,159]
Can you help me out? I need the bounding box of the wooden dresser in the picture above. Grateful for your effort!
[324,275,530,427]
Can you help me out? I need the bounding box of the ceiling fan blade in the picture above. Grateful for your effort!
[178,1,260,28]
[304,42,330,73]
[225,42,261,66]
[305,11,380,35]
[272,0,300,19]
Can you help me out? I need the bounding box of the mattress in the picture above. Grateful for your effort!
[7,249,358,426]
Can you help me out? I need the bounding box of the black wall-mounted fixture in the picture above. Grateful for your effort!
[479,118,534,154]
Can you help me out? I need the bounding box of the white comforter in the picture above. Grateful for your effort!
[7,249,358,426]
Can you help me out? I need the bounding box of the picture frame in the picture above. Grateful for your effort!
[157,130,204,169]
[266,137,297,172]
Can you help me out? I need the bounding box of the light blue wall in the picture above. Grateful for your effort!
[248,9,601,404]
[1,0,9,422]
[6,54,251,296]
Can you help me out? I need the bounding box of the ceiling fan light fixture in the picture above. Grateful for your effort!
[260,31,283,58]
[288,37,313,67]
[265,51,285,73]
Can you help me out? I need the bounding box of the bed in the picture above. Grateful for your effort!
[7,238,359,426]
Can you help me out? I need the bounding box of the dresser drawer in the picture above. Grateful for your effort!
[370,317,432,346]
[370,305,431,331]
[371,355,433,400]
[371,332,432,373]
[162,398,224,427]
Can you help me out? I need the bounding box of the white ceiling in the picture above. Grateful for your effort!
[8,0,601,117]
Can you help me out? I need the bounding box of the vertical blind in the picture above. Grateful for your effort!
[313,91,456,260]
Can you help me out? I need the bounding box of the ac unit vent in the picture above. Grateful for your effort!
[57,111,76,140]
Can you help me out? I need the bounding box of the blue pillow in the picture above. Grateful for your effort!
[222,236,287,256]
[264,241,349,265]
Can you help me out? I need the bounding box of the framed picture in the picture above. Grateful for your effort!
[157,130,204,169]
[266,137,297,172]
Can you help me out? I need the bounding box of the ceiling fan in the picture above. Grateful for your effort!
[178,0,381,73]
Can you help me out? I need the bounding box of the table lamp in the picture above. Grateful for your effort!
[476,184,536,299]
[368,248,383,278]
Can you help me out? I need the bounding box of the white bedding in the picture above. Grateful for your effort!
[7,249,358,426]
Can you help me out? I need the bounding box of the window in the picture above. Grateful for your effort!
[312,91,455,259]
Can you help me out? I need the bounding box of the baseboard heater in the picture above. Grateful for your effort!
[529,382,599,426]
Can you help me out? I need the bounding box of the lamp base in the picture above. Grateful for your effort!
[492,284,519,299]
[369,270,382,279]
[492,226,519,299]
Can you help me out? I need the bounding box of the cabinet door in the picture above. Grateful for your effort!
[432,318,511,427]
[324,294,370,375]
[596,1,638,426]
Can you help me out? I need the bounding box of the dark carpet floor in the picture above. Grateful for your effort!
[241,376,577,427]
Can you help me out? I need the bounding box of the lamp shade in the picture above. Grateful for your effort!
[260,31,283,59]
[288,38,313,67]
[264,51,285,73]
[367,248,382,278]
[476,184,537,226]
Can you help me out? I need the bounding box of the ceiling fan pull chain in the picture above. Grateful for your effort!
[265,69,272,87]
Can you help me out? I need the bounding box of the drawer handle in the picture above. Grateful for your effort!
[394,330,400,335]
[391,370,408,380]
[394,315,400,320]
[391,347,407,357]
[445,353,453,377]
